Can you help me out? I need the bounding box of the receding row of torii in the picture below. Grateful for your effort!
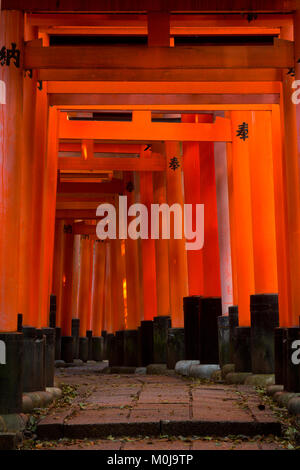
[1,7,300,342]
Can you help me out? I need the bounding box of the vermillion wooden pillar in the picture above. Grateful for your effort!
[228,112,255,326]
[103,241,113,333]
[248,111,278,295]
[91,240,106,337]
[52,219,65,328]
[228,111,278,325]
[271,104,291,327]
[165,142,188,328]
[182,114,221,297]
[60,223,74,336]
[124,173,141,329]
[29,58,48,328]
[18,21,38,325]
[153,170,170,317]
[0,11,24,331]
[214,141,233,315]
[140,149,157,321]
[37,107,59,328]
[71,233,81,321]
[279,67,300,326]
[110,238,125,332]
[78,235,93,336]
[226,140,239,306]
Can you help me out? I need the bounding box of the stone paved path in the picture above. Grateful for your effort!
[28,370,286,450]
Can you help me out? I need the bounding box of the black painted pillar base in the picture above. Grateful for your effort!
[250,294,279,374]
[140,320,154,366]
[101,330,107,360]
[79,337,88,362]
[22,327,37,392]
[55,327,61,360]
[35,329,46,391]
[71,319,80,360]
[0,332,23,414]
[124,330,138,367]
[234,327,252,372]
[108,334,118,367]
[61,336,74,364]
[137,327,142,367]
[217,316,230,367]
[153,315,171,363]
[285,327,300,392]
[86,330,93,361]
[274,327,287,385]
[167,328,185,369]
[184,296,201,360]
[49,294,57,329]
[42,328,56,387]
[228,306,239,363]
[115,330,125,366]
[92,337,104,361]
[199,297,221,364]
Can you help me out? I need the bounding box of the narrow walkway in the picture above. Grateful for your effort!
[22,368,288,450]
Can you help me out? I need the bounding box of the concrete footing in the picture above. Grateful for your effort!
[124,330,138,367]
[217,315,230,367]
[167,328,185,369]
[0,332,23,414]
[153,316,171,364]
[140,321,154,367]
[234,327,252,372]
[250,294,279,374]
[175,360,200,376]
[190,364,220,379]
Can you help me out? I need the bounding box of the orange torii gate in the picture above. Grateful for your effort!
[1,3,300,417]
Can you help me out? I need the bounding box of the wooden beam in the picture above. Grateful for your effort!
[56,209,100,219]
[25,41,293,70]
[50,93,280,106]
[48,81,282,94]
[58,156,166,172]
[57,192,123,202]
[3,0,296,12]
[27,13,292,28]
[57,181,124,193]
[56,201,113,210]
[39,68,284,82]
[39,26,281,36]
[58,112,232,142]
[73,223,97,235]
[59,142,141,153]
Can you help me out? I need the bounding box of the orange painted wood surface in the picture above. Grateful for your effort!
[24,42,293,70]
[0,11,24,331]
